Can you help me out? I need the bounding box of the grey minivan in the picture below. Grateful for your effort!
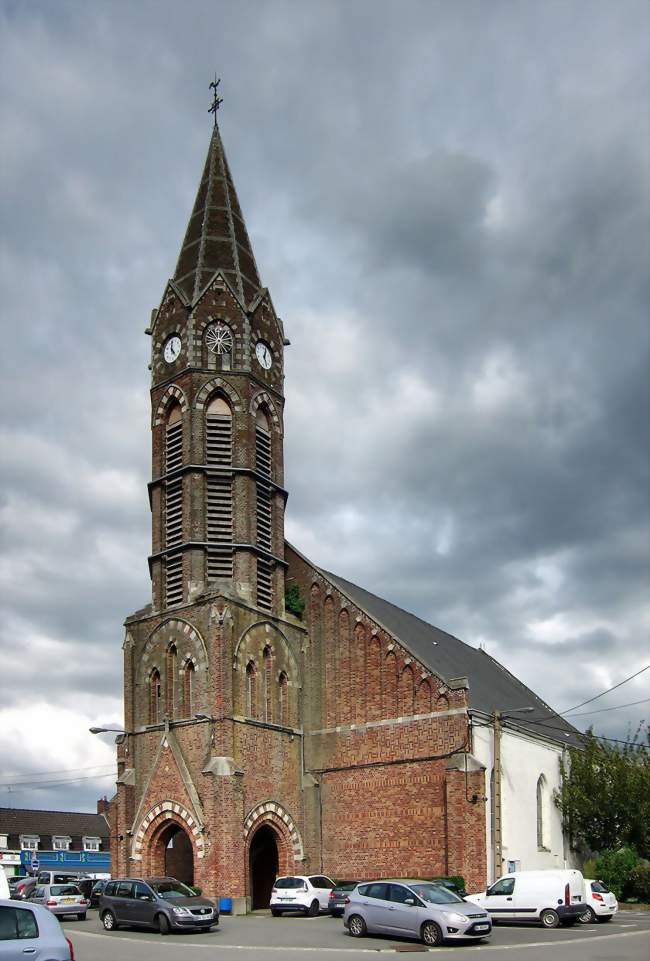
[343,880,492,947]
[99,877,218,934]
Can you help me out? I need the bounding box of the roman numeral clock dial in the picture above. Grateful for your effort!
[163,335,182,364]
[255,340,273,370]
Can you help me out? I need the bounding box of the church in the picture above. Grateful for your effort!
[112,106,579,913]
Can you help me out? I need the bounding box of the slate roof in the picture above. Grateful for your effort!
[0,807,109,842]
[173,123,262,306]
[320,568,581,747]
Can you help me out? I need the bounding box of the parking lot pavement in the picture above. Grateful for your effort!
[61,909,650,961]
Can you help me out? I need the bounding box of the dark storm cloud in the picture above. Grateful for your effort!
[0,0,648,810]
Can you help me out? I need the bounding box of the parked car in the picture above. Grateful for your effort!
[0,898,75,960]
[36,872,81,887]
[29,883,88,921]
[0,870,8,900]
[74,878,95,900]
[579,879,618,924]
[329,881,360,917]
[99,877,218,934]
[11,877,38,901]
[343,879,492,946]
[90,879,109,907]
[270,875,335,917]
[465,869,585,928]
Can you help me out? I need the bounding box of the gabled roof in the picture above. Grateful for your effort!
[320,567,580,747]
[0,807,109,839]
[173,123,262,307]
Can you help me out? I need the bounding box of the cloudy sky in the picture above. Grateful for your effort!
[1,0,648,812]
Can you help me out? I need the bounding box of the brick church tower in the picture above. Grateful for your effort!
[113,117,312,911]
[113,106,499,913]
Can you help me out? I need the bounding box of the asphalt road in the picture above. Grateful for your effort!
[62,909,650,961]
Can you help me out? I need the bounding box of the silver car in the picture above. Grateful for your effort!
[29,883,88,920]
[0,898,74,960]
[343,879,492,947]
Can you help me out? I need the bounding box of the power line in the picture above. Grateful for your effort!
[559,664,650,715]
[0,763,116,781]
[516,716,649,749]
[0,773,117,791]
[528,663,650,725]
[565,697,650,718]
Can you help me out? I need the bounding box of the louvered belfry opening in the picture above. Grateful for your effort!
[206,396,233,580]
[255,408,273,610]
[165,404,184,607]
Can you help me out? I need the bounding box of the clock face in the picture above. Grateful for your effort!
[163,335,182,364]
[206,322,233,355]
[255,340,273,370]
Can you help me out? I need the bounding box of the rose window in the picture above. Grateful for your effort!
[206,323,233,355]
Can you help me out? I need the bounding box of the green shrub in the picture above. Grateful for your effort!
[285,584,305,619]
[582,857,598,880]
[628,862,650,903]
[594,847,640,900]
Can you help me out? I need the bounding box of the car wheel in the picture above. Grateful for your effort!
[158,913,171,935]
[421,921,443,947]
[102,910,119,931]
[307,899,319,917]
[348,914,367,938]
[271,909,282,917]
[540,908,560,928]
[579,906,596,924]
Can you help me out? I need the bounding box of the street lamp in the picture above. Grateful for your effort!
[89,726,126,735]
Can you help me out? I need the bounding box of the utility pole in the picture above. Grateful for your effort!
[493,709,502,881]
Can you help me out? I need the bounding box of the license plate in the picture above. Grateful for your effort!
[474,924,490,931]
[279,897,293,901]
[61,899,74,904]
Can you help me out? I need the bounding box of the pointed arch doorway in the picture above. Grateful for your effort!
[161,822,194,885]
[249,824,279,909]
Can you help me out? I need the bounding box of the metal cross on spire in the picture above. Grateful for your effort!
[209,75,223,126]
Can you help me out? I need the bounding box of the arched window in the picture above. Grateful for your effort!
[205,395,233,580]
[165,403,183,473]
[164,404,184,606]
[255,407,272,610]
[149,669,161,725]
[246,661,258,718]
[278,671,289,726]
[536,774,547,849]
[182,660,195,717]
[165,644,177,718]
[263,646,273,723]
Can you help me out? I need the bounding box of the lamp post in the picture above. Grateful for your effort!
[492,706,535,881]
[89,726,126,735]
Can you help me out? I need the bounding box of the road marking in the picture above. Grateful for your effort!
[64,927,650,954]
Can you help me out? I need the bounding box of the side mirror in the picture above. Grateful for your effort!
[405,898,415,906]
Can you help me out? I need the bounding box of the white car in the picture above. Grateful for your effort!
[270,875,335,916]
[465,869,586,928]
[579,879,618,923]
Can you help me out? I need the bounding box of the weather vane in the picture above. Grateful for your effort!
[209,75,223,126]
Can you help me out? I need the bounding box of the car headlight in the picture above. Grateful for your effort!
[171,906,192,916]
[443,911,469,924]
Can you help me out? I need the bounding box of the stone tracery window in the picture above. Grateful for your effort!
[149,668,161,724]
[246,660,258,718]
[182,660,195,717]
[165,644,177,718]
[278,671,289,726]
[263,645,273,722]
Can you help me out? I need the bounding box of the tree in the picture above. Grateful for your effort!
[555,725,650,858]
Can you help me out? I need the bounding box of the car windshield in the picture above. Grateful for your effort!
[51,885,80,896]
[334,882,357,892]
[592,881,610,893]
[409,883,464,905]
[275,877,306,889]
[150,880,197,899]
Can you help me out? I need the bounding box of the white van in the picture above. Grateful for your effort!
[0,866,9,899]
[465,870,585,928]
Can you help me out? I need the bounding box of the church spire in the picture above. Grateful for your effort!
[173,102,262,306]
